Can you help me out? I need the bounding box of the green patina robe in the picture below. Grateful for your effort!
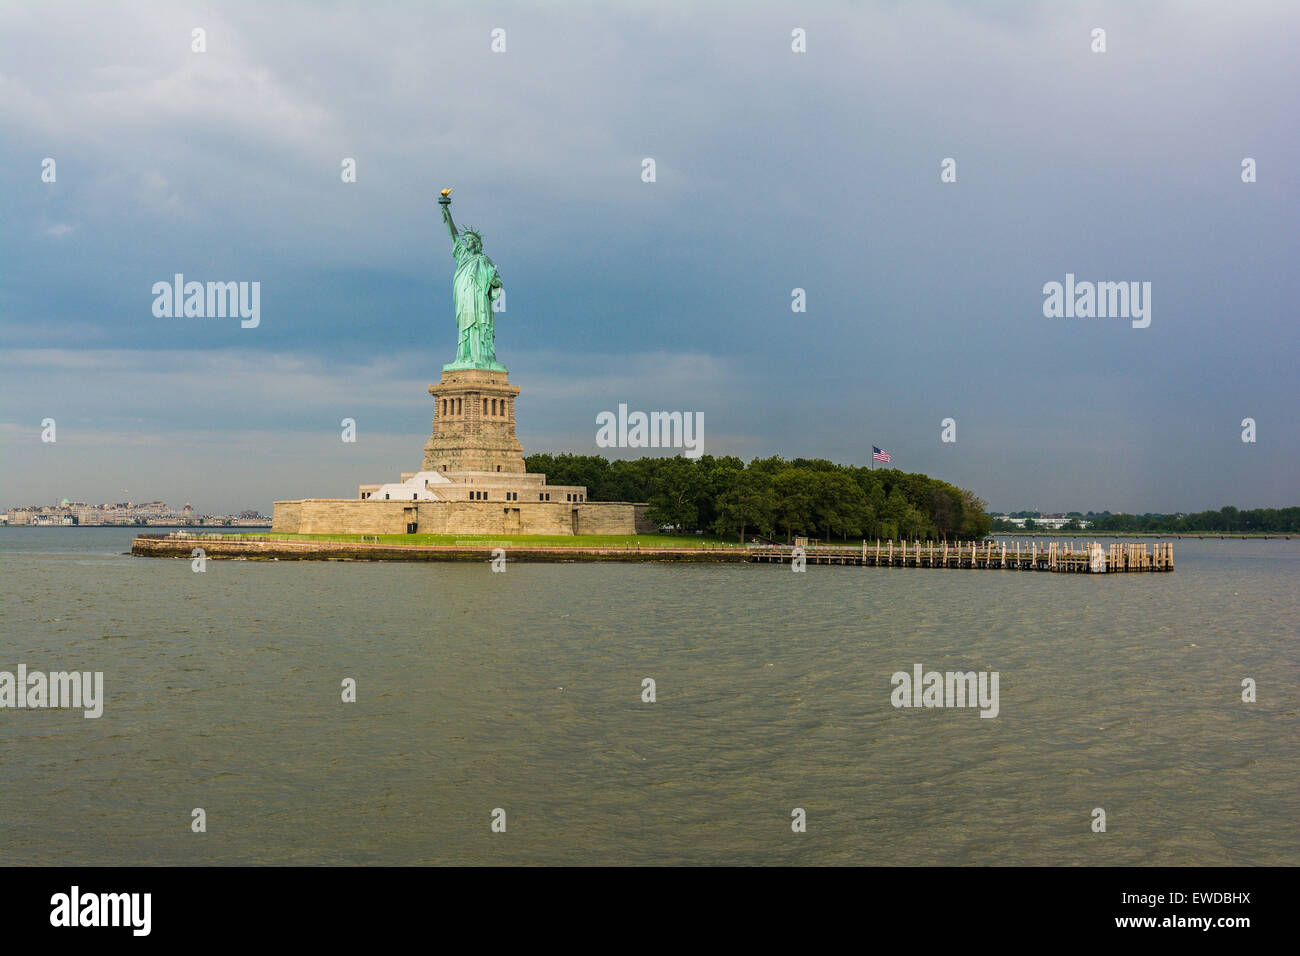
[448,235,504,370]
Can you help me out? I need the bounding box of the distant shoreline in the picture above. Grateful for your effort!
[992,532,1291,539]
[1,523,272,530]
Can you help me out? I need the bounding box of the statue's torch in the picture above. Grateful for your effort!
[439,188,452,207]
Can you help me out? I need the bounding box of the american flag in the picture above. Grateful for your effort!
[872,446,892,463]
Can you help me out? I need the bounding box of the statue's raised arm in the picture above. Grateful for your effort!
[439,190,459,245]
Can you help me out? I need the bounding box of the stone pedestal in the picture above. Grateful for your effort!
[422,368,525,473]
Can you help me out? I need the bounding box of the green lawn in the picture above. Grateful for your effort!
[222,532,741,548]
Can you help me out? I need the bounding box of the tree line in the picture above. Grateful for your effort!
[1082,507,1300,534]
[988,508,1299,533]
[524,453,992,542]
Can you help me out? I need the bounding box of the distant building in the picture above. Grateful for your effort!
[0,499,268,526]
[993,514,1089,530]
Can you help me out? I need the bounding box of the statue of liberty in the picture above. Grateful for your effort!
[438,190,507,371]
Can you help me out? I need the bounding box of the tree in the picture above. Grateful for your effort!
[697,455,744,533]
[714,470,775,542]
[1219,506,1239,533]
[645,456,702,529]
[880,489,910,539]
[812,471,870,540]
[958,490,991,539]
[899,504,930,539]
[773,468,817,541]
[929,486,959,537]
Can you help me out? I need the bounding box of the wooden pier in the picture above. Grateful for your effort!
[749,540,1173,573]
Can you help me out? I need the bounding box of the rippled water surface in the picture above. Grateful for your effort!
[1,528,1296,865]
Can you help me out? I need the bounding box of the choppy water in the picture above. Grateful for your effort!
[1,527,1296,865]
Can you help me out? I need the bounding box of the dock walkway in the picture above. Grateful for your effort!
[751,540,1172,573]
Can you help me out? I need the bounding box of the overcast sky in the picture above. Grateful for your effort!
[2,0,1296,514]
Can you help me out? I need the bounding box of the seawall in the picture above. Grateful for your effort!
[131,536,746,563]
